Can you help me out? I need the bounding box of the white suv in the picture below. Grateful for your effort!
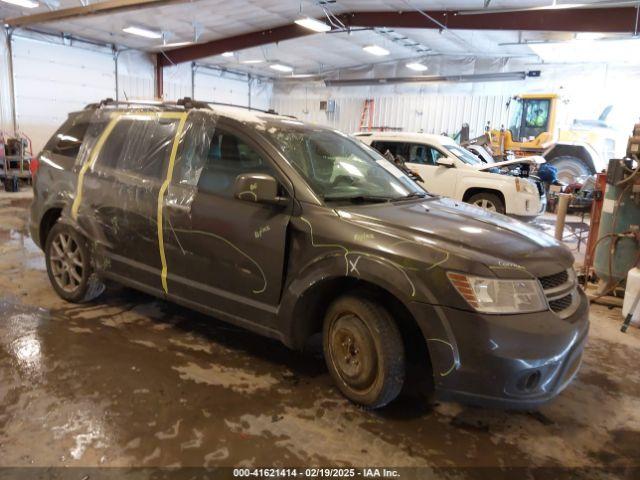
[356,132,546,218]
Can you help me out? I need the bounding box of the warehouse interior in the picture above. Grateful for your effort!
[1,0,639,477]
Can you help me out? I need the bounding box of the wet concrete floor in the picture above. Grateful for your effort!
[1,191,639,476]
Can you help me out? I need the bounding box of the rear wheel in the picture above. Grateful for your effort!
[45,222,105,303]
[323,295,405,408]
[549,156,592,184]
[468,192,506,214]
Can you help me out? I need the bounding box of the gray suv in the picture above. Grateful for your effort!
[30,98,589,409]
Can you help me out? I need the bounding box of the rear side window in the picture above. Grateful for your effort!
[95,116,179,179]
[46,115,90,159]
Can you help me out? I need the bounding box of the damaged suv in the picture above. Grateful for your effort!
[30,98,589,409]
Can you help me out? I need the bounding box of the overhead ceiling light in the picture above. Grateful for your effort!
[241,59,265,64]
[294,17,331,33]
[154,41,193,49]
[576,32,606,41]
[221,51,235,57]
[363,45,390,56]
[406,62,428,72]
[270,63,294,72]
[540,2,586,9]
[1,0,39,8]
[123,26,163,39]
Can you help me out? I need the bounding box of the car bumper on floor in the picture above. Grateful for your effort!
[409,288,589,409]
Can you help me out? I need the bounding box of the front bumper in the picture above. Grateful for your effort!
[409,288,589,409]
[506,191,544,217]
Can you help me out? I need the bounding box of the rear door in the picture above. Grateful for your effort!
[78,113,183,291]
[163,117,293,327]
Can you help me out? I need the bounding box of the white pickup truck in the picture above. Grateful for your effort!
[356,131,546,218]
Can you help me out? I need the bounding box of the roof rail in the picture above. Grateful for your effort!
[203,99,279,116]
[84,98,179,110]
[84,97,288,117]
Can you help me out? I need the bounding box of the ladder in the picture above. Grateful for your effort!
[359,98,374,131]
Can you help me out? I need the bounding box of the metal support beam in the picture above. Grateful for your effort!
[338,8,638,33]
[113,47,119,101]
[157,23,315,66]
[157,7,638,67]
[155,61,163,99]
[324,71,534,87]
[5,0,191,28]
[6,28,17,134]
[191,62,196,99]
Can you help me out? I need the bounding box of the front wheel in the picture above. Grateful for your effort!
[323,295,405,408]
[467,192,506,214]
[45,222,105,303]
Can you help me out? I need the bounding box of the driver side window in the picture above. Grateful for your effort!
[197,128,275,198]
[407,143,443,166]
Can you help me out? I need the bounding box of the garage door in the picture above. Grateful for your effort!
[12,36,116,153]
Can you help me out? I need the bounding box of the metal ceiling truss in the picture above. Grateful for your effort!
[5,0,192,28]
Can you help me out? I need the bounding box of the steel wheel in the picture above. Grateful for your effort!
[323,295,405,408]
[473,198,497,212]
[49,232,84,293]
[328,313,378,393]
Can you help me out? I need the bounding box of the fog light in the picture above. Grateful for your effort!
[517,370,541,391]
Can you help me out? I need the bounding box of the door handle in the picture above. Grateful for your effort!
[165,203,191,214]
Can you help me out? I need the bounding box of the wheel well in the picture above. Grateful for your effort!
[291,277,433,385]
[39,208,62,248]
[462,188,505,206]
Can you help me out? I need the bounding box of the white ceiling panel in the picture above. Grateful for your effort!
[1,0,637,77]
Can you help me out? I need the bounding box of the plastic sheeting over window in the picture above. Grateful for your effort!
[70,106,219,294]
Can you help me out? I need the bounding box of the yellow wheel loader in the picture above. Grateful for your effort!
[489,94,617,184]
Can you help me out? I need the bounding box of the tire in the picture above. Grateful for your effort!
[45,222,105,303]
[467,192,506,214]
[323,294,405,408]
[549,156,592,184]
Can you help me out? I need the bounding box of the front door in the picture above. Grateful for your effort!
[162,119,293,328]
[404,143,459,198]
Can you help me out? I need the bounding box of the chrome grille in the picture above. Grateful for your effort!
[538,269,579,320]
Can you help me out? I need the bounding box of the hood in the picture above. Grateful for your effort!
[476,155,545,171]
[339,196,572,276]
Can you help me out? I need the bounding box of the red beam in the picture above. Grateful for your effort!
[158,23,315,66]
[157,7,639,66]
[341,8,638,33]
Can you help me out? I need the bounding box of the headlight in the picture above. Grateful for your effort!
[447,272,548,314]
[515,177,538,195]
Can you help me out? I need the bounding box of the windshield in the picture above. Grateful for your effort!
[445,144,483,165]
[260,124,424,201]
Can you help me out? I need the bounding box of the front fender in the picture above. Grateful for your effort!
[456,174,515,203]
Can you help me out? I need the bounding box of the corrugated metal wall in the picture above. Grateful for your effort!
[9,35,155,153]
[163,64,273,110]
[273,92,511,137]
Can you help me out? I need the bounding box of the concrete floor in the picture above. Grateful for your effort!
[1,191,640,475]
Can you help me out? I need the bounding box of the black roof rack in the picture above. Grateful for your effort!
[84,97,291,118]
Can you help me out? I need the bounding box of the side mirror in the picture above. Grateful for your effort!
[437,158,455,168]
[234,173,288,206]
